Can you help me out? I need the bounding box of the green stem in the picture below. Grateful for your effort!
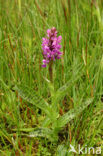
[49,61,53,83]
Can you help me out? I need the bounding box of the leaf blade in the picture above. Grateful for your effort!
[15,83,50,116]
[56,98,94,128]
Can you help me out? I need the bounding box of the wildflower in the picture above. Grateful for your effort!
[42,27,62,67]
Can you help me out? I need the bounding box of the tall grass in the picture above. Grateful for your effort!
[0,0,103,155]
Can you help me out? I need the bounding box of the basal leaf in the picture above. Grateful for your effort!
[56,98,93,128]
[15,83,51,116]
[27,127,58,142]
[43,77,55,97]
[54,65,84,104]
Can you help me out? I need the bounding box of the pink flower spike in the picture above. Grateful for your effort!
[41,27,62,68]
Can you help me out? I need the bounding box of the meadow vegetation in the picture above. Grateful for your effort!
[0,0,103,155]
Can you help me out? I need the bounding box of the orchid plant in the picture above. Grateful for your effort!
[15,27,93,142]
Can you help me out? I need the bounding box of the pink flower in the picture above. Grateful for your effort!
[42,27,62,67]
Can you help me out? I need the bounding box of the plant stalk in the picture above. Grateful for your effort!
[49,61,53,83]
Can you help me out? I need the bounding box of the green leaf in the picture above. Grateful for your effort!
[15,83,51,116]
[54,65,84,104]
[12,128,35,132]
[41,117,52,127]
[56,98,93,128]
[43,77,55,97]
[27,127,58,142]
[12,127,58,142]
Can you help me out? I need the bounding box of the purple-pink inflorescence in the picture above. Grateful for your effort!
[42,27,62,67]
